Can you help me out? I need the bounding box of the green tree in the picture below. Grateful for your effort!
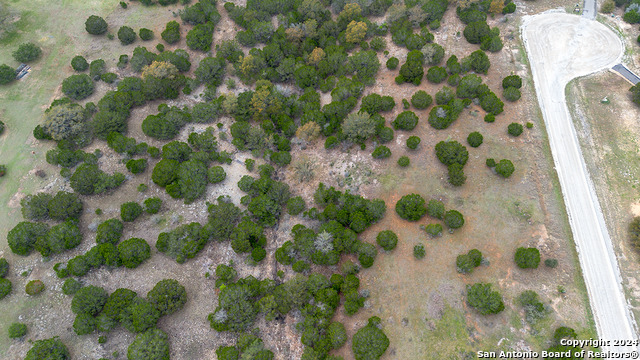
[518,290,546,324]
[411,90,432,109]
[62,74,94,100]
[0,64,15,85]
[502,74,522,89]
[208,166,226,183]
[139,28,154,41]
[96,218,124,245]
[426,66,447,83]
[8,221,49,256]
[392,111,418,131]
[48,191,83,221]
[25,337,70,360]
[463,20,490,44]
[395,194,426,221]
[448,163,466,186]
[466,283,504,315]
[352,317,389,360]
[467,131,483,147]
[435,140,468,166]
[0,278,11,299]
[71,56,89,71]
[39,220,82,256]
[162,21,181,44]
[85,15,108,35]
[466,50,491,74]
[444,210,464,229]
[118,26,137,45]
[495,159,515,178]
[342,111,376,143]
[21,193,53,220]
[71,285,108,315]
[376,230,398,251]
[117,238,151,268]
[406,136,421,150]
[178,159,208,203]
[514,247,541,269]
[13,42,42,63]
[8,322,27,338]
[126,159,147,174]
[42,102,86,141]
[152,159,180,187]
[0,258,8,278]
[73,313,96,335]
[121,297,161,333]
[503,87,521,102]
[121,202,143,222]
[371,145,391,159]
[508,123,523,136]
[196,56,226,87]
[128,328,170,360]
[456,254,475,274]
[147,279,187,316]
[186,22,215,52]
[144,197,162,214]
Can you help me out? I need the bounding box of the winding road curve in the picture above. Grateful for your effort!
[521,13,638,351]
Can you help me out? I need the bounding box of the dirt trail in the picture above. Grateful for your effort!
[521,12,638,350]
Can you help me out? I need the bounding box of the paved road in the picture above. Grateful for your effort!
[613,63,640,85]
[521,13,638,351]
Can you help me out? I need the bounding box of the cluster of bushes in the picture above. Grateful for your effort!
[156,198,244,263]
[238,165,292,227]
[21,191,83,221]
[456,249,483,274]
[46,146,98,168]
[24,337,70,360]
[518,290,547,324]
[395,194,465,230]
[209,271,364,359]
[502,74,522,102]
[216,333,275,360]
[68,279,185,358]
[8,219,81,257]
[435,140,469,186]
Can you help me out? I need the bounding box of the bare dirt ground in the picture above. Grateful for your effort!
[0,1,599,360]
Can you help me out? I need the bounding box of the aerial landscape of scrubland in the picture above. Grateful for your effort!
[1,0,640,359]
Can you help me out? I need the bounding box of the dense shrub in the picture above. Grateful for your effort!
[425,223,443,237]
[444,210,464,229]
[25,338,69,360]
[71,56,89,71]
[96,218,124,245]
[386,57,399,69]
[71,285,108,315]
[352,317,389,360]
[118,238,151,268]
[62,74,94,100]
[395,194,426,221]
[411,90,433,109]
[126,159,147,174]
[85,15,108,35]
[398,156,410,167]
[514,247,541,269]
[121,202,143,222]
[144,197,162,214]
[62,278,83,295]
[406,136,421,150]
[392,111,418,131]
[413,244,426,259]
[139,28,154,41]
[13,43,42,63]
[208,166,226,183]
[507,123,523,137]
[495,159,515,178]
[0,278,11,299]
[8,322,27,338]
[426,199,445,219]
[503,86,521,101]
[147,279,187,316]
[466,283,504,315]
[376,230,398,251]
[371,145,391,159]
[118,26,137,45]
[162,21,181,44]
[186,23,215,52]
[8,221,49,256]
[128,328,170,360]
[0,258,8,278]
[518,290,547,324]
[448,163,466,186]
[502,74,522,89]
[435,141,468,166]
[426,66,447,83]
[25,280,45,295]
[467,132,483,147]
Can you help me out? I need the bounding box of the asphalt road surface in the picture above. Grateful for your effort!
[613,63,640,85]
[522,13,638,351]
